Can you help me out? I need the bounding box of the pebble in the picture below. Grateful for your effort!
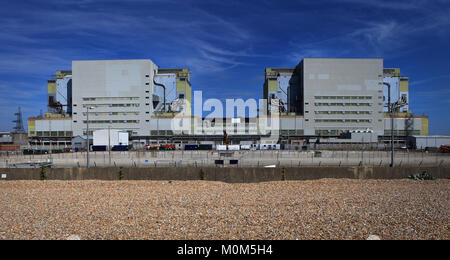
[0,179,448,240]
[67,235,81,240]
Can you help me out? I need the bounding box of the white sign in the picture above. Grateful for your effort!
[1,174,6,179]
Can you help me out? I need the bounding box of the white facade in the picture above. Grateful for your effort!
[411,136,450,149]
[93,129,129,147]
[34,119,73,136]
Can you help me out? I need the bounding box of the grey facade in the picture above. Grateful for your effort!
[71,59,158,137]
[298,58,384,136]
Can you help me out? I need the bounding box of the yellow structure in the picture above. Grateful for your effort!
[155,68,192,117]
[421,117,429,135]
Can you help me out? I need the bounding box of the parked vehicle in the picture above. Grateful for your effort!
[184,144,199,151]
[160,144,176,151]
[112,145,129,151]
[240,145,251,150]
[199,144,213,150]
[92,145,107,152]
[439,145,450,153]
[145,145,159,151]
[216,145,227,151]
[227,145,240,151]
[23,149,49,155]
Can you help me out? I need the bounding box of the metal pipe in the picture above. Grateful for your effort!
[383,82,394,167]
[86,106,90,168]
[153,70,166,112]
[108,125,111,166]
[391,106,395,167]
[383,82,391,114]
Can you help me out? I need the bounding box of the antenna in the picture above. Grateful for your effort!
[13,107,25,133]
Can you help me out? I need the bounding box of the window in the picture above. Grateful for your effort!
[145,75,150,78]
[146,83,150,85]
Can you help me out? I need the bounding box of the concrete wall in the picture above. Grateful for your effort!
[1,166,448,183]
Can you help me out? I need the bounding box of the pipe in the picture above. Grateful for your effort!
[383,82,394,167]
[383,82,391,113]
[153,70,166,112]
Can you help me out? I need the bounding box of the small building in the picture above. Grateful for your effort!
[93,129,129,148]
[408,135,450,150]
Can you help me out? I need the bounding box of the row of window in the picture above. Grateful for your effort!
[32,131,73,137]
[315,119,372,123]
[315,103,373,107]
[83,112,140,116]
[82,104,140,108]
[384,130,421,135]
[83,97,139,101]
[316,130,349,135]
[83,120,140,124]
[315,96,372,100]
[315,111,372,115]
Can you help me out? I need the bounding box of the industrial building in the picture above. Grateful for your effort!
[27,58,429,150]
[407,136,450,150]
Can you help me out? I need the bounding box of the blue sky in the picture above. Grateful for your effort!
[0,0,449,134]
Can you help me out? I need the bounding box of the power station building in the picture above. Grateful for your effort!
[27,58,428,150]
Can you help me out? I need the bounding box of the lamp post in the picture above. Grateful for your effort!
[389,96,408,167]
[86,106,94,168]
[383,82,394,167]
[108,125,111,166]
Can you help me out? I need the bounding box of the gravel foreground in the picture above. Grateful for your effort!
[0,179,448,240]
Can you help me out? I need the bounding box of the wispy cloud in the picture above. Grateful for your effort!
[410,74,450,86]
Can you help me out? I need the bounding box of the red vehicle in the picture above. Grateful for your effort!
[160,144,176,151]
[439,145,450,153]
[145,145,159,151]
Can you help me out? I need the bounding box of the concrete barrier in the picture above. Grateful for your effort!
[0,166,449,183]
